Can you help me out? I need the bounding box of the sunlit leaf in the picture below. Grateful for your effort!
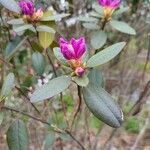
[36,25,55,33]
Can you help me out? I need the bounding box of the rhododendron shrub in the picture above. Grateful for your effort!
[0,0,139,149]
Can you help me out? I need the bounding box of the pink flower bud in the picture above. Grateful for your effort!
[19,0,35,16]
[98,0,121,9]
[59,37,86,60]
[75,67,85,77]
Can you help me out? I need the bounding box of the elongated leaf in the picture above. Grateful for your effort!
[110,20,136,35]
[4,36,26,60]
[0,112,4,125]
[53,47,67,65]
[113,7,129,16]
[7,18,24,25]
[73,75,89,87]
[78,16,98,22]
[93,3,104,16]
[87,42,126,68]
[89,11,102,18]
[88,68,104,88]
[0,0,20,13]
[31,76,71,102]
[1,73,14,99]
[91,31,107,50]
[13,24,33,33]
[32,52,45,75]
[83,84,123,128]
[7,120,29,150]
[41,13,70,21]
[36,25,55,33]
[82,23,100,30]
[39,31,55,49]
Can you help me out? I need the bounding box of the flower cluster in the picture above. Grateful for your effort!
[59,37,86,77]
[98,0,121,9]
[98,0,121,20]
[19,0,43,22]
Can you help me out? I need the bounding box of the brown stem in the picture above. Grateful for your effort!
[65,129,86,150]
[2,106,50,125]
[60,93,69,127]
[45,48,57,77]
[2,106,86,150]
[70,85,82,130]
[142,34,150,80]
[15,86,40,115]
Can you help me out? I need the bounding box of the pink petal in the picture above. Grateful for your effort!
[70,37,86,59]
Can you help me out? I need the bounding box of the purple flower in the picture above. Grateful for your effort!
[19,0,35,16]
[98,0,121,9]
[59,37,86,60]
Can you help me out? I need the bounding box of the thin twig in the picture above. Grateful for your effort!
[131,118,149,150]
[65,129,86,150]
[70,85,82,130]
[142,34,150,80]
[2,106,86,150]
[15,86,40,115]
[2,106,50,125]
[60,93,70,127]
[46,48,57,77]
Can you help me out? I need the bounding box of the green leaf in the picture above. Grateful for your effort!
[30,41,43,53]
[53,47,67,65]
[4,36,26,60]
[36,25,55,33]
[41,13,70,21]
[32,52,45,76]
[82,23,100,30]
[83,84,123,128]
[89,11,102,18]
[44,133,55,150]
[91,31,107,50]
[110,20,136,35]
[39,32,54,49]
[88,68,104,88]
[7,19,24,25]
[73,75,89,87]
[78,16,98,22]
[30,76,71,103]
[87,42,126,68]
[93,3,104,16]
[113,7,129,16]
[0,112,4,125]
[13,24,33,33]
[0,0,20,13]
[1,73,15,99]
[6,120,29,150]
